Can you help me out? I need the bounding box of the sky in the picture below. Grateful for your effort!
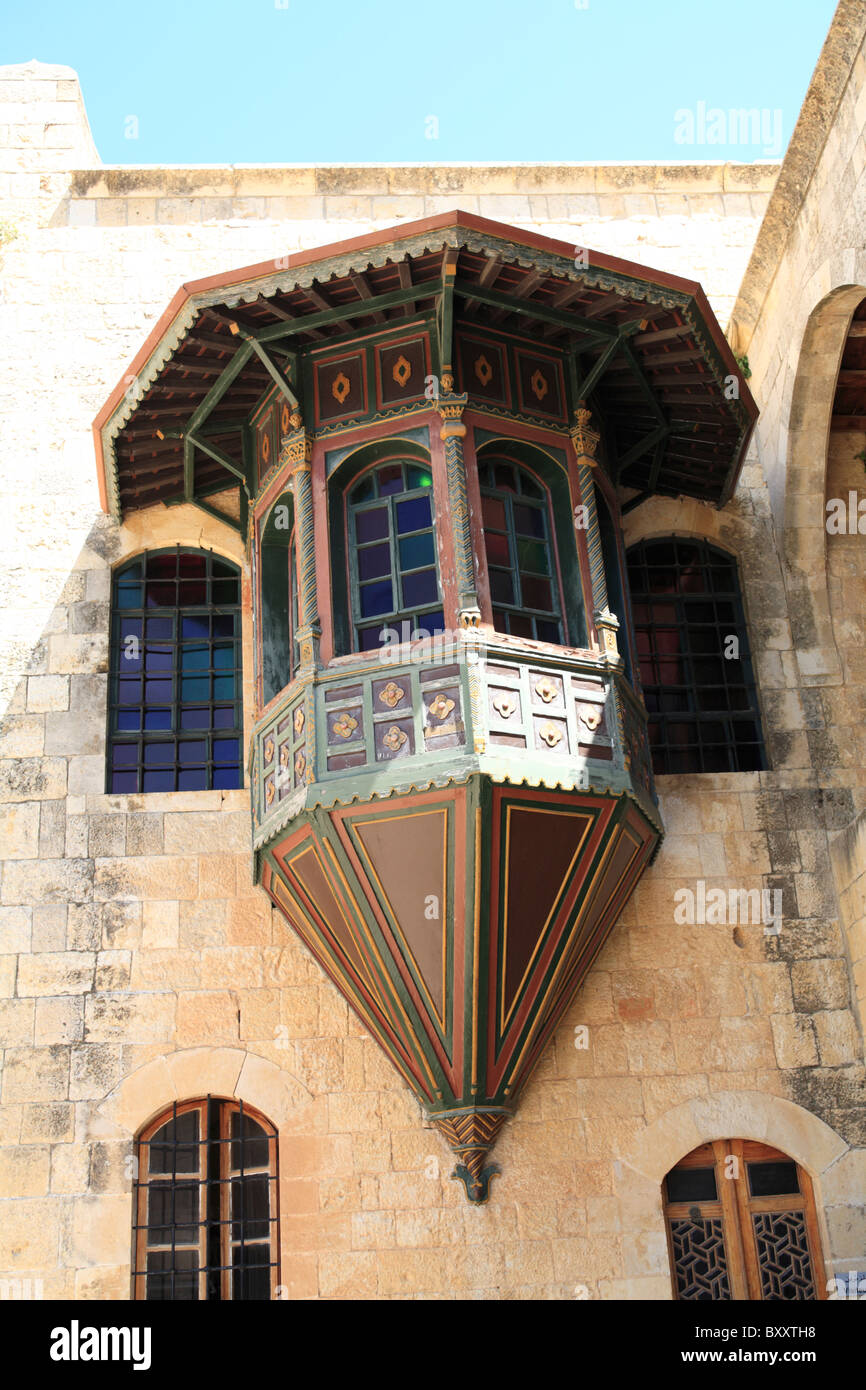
[3,0,839,165]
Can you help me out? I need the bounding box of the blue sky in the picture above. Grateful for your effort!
[4,0,837,165]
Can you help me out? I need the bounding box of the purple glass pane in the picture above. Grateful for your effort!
[522,576,553,611]
[358,543,391,580]
[401,569,437,607]
[213,707,235,729]
[213,765,241,790]
[360,626,385,651]
[146,617,172,639]
[376,463,404,495]
[112,744,138,767]
[144,709,171,731]
[143,742,174,766]
[116,710,140,732]
[145,679,172,701]
[214,739,240,763]
[355,507,388,543]
[119,618,142,639]
[118,679,141,705]
[178,741,207,763]
[178,768,208,791]
[182,615,209,639]
[180,708,209,730]
[112,771,138,793]
[145,646,172,672]
[143,769,174,792]
[513,503,544,538]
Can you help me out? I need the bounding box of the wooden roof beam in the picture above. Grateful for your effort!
[488,266,546,324]
[453,277,617,341]
[349,269,386,325]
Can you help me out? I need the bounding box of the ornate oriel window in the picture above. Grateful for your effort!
[664,1141,824,1301]
[479,456,563,642]
[346,458,443,651]
[133,1098,280,1301]
[625,538,765,774]
[109,549,243,792]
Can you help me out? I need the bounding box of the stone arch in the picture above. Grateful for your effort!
[614,1090,855,1294]
[782,277,866,682]
[97,1046,315,1139]
[116,499,246,571]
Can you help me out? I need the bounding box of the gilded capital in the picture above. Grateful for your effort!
[570,400,600,465]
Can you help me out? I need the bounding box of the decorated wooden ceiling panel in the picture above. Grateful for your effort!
[94,211,757,520]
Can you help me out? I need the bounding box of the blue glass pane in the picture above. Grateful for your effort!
[213,739,239,764]
[178,768,208,791]
[146,617,172,639]
[213,644,233,669]
[112,744,138,767]
[396,497,431,533]
[212,580,239,605]
[358,543,391,580]
[143,742,174,766]
[513,503,545,537]
[144,708,172,731]
[145,679,172,701]
[401,569,437,607]
[399,533,434,571]
[360,579,393,617]
[145,646,172,672]
[179,740,207,763]
[355,507,388,543]
[349,474,375,504]
[118,644,141,672]
[180,708,210,730]
[116,710,140,732]
[118,561,143,581]
[117,584,142,609]
[213,615,234,638]
[182,615,209,639]
[119,618,142,640]
[118,679,141,705]
[406,465,433,491]
[213,765,242,790]
[182,677,209,701]
[213,707,234,729]
[213,676,235,700]
[143,769,174,792]
[425,610,445,634]
[112,771,138,793]
[181,645,209,671]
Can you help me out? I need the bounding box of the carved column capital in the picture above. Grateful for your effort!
[570,400,600,467]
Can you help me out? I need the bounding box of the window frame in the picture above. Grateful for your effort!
[625,536,766,775]
[107,547,244,794]
[478,454,565,644]
[345,458,444,652]
[132,1097,280,1302]
[663,1139,826,1301]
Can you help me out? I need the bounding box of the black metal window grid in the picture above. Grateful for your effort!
[108,549,243,792]
[132,1097,280,1301]
[625,537,766,774]
[479,458,563,643]
[347,459,444,651]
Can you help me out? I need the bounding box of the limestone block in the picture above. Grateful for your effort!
[0,998,35,1045]
[66,1194,130,1266]
[791,958,851,1012]
[34,995,84,1045]
[140,899,178,949]
[0,757,66,801]
[0,1197,61,1268]
[0,717,45,759]
[93,854,198,901]
[16,950,94,996]
[20,1101,75,1143]
[0,789,40,857]
[813,1009,862,1065]
[318,1250,377,1298]
[0,1143,51,1196]
[32,903,68,951]
[2,1045,69,1102]
[164,1046,244,1101]
[163,810,249,855]
[84,991,176,1044]
[0,905,31,953]
[175,990,238,1047]
[26,675,68,711]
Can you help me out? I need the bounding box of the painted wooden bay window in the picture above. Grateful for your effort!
[108,549,243,792]
[133,1098,280,1301]
[346,458,444,651]
[664,1141,824,1300]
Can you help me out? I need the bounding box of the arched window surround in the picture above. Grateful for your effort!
[473,438,588,649]
[328,436,450,658]
[132,1096,280,1302]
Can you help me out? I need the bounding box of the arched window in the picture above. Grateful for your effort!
[346,458,443,651]
[133,1098,279,1301]
[109,549,243,793]
[260,494,298,705]
[664,1141,824,1301]
[479,456,562,643]
[625,538,765,774]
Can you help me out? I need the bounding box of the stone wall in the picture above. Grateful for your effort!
[0,47,864,1301]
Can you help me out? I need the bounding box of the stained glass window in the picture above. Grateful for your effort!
[625,538,765,774]
[478,458,563,643]
[109,550,243,792]
[133,1099,279,1301]
[347,459,443,651]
